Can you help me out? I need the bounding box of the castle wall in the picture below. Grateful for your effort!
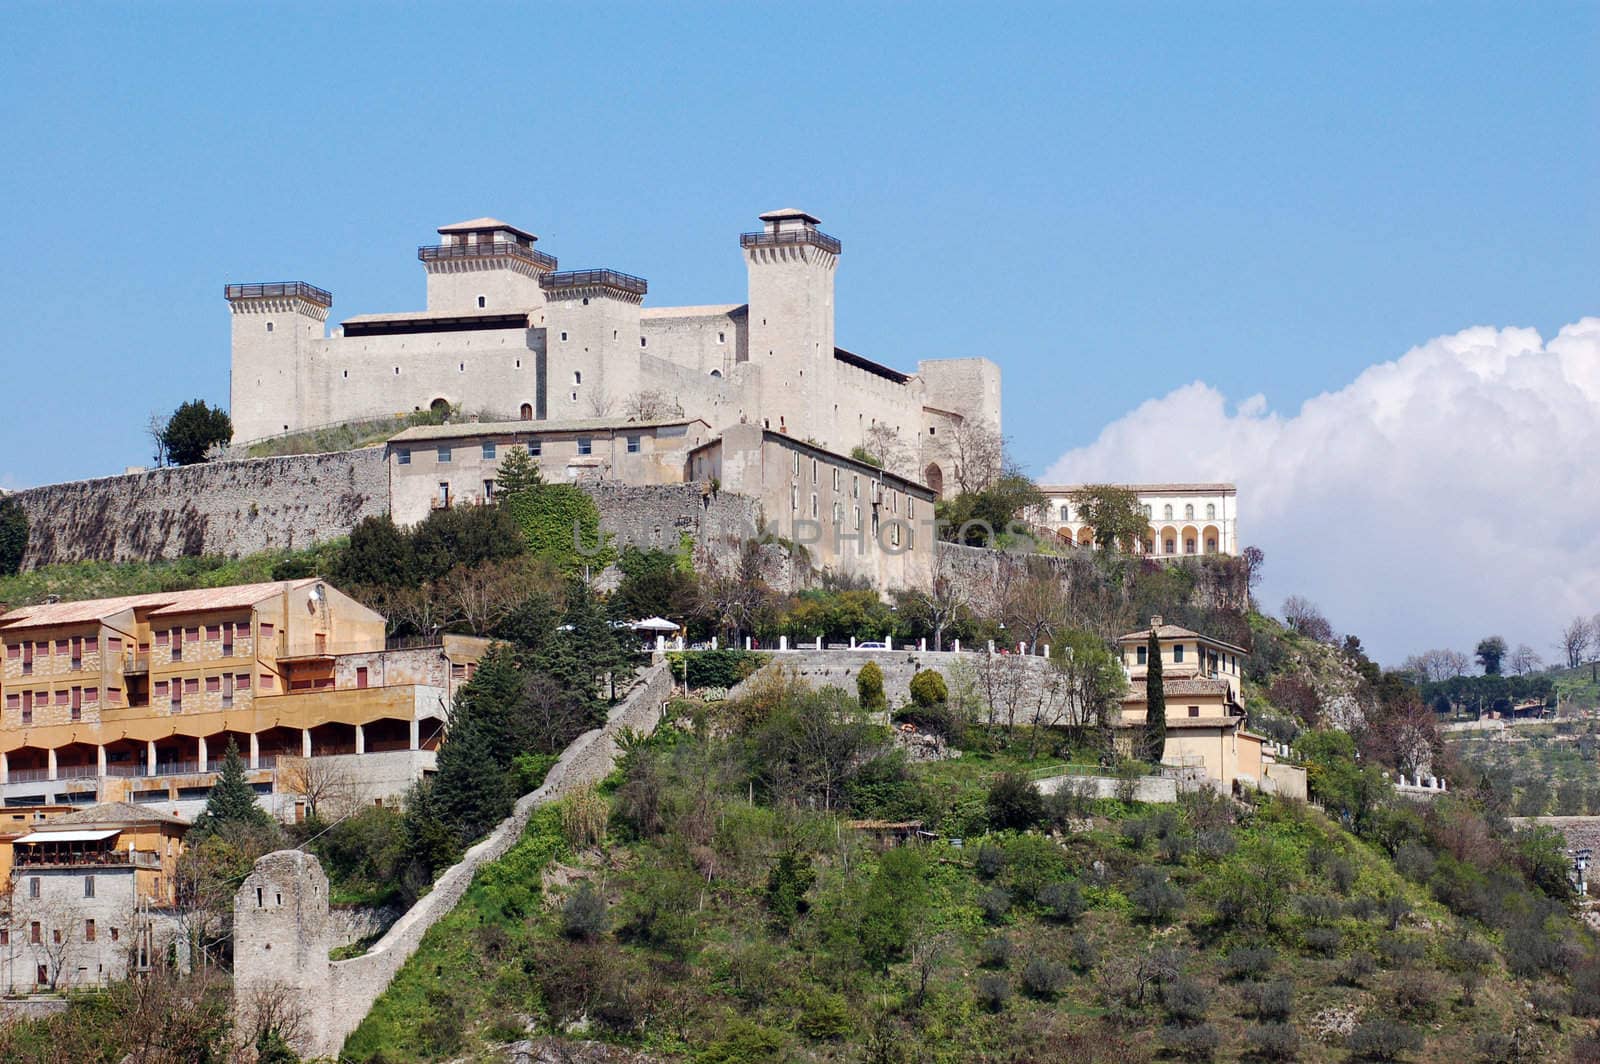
[638,305,748,375]
[12,450,388,568]
[232,663,673,1059]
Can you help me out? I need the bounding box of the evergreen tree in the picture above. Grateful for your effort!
[192,739,274,838]
[160,399,233,465]
[495,444,544,497]
[431,714,512,845]
[1143,628,1166,764]
[0,495,26,576]
[330,515,415,590]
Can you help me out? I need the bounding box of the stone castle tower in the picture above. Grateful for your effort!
[742,208,839,439]
[232,849,333,1058]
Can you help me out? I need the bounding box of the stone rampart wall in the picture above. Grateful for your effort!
[314,663,672,1057]
[14,449,388,568]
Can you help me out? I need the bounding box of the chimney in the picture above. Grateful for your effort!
[1150,615,1163,627]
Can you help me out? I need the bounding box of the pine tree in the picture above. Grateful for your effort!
[192,738,274,838]
[495,444,544,498]
[1143,628,1166,764]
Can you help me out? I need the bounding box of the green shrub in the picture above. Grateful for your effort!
[979,887,1012,924]
[976,973,1011,1011]
[1158,1023,1219,1061]
[1131,865,1184,925]
[1223,947,1276,981]
[1245,1022,1300,1061]
[765,850,816,932]
[978,934,1012,969]
[856,661,886,710]
[975,842,1007,879]
[1243,979,1292,1021]
[1340,951,1378,987]
[1303,927,1342,956]
[1039,880,1085,924]
[796,989,854,1039]
[1378,934,1423,967]
[561,881,609,940]
[1162,975,1210,1023]
[1020,954,1068,999]
[678,649,766,689]
[1069,931,1099,972]
[986,772,1044,831]
[1346,1018,1423,1061]
[696,1019,787,1063]
[909,668,948,707]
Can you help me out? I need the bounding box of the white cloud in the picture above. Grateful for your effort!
[1043,318,1600,665]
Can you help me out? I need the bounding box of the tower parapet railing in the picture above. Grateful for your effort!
[739,228,842,255]
[418,241,558,271]
[224,281,333,307]
[539,268,649,296]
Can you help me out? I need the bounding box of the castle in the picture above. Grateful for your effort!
[227,210,1001,494]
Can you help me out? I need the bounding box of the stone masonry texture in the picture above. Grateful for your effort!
[14,450,388,568]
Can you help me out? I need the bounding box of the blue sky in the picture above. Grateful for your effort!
[1,4,1595,660]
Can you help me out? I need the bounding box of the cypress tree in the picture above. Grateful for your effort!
[192,738,274,838]
[1143,628,1166,764]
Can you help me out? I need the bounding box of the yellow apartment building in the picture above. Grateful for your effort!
[0,580,487,817]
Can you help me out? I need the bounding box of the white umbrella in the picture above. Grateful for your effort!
[631,617,680,632]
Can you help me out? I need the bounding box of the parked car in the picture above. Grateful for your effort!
[857,641,888,649]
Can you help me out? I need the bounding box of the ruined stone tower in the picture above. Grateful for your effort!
[233,849,333,1058]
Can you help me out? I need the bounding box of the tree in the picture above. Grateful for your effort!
[1402,648,1471,683]
[1509,644,1543,676]
[901,543,968,651]
[623,389,684,421]
[936,473,1047,546]
[1475,636,1508,676]
[159,399,233,465]
[1559,616,1595,669]
[1143,628,1166,763]
[495,444,544,497]
[696,540,775,644]
[857,661,887,711]
[0,494,26,576]
[860,423,909,474]
[609,546,697,624]
[1281,596,1334,643]
[1068,485,1147,553]
[1055,629,1127,750]
[330,515,415,590]
[438,557,556,636]
[279,755,360,823]
[192,739,275,838]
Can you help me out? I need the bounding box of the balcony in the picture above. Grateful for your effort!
[15,848,161,870]
[739,228,842,255]
[539,268,648,296]
[224,281,333,307]
[123,652,150,675]
[418,241,557,271]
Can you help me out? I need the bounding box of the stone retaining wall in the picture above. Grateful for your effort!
[14,449,388,567]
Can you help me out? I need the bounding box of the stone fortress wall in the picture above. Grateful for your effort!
[234,662,674,1060]
[11,450,388,569]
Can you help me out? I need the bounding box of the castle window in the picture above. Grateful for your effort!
[613,330,617,339]
[640,337,647,348]
[437,447,452,463]
[582,298,589,306]
[529,440,541,456]
[515,360,522,369]
[577,438,592,456]
[459,363,465,372]
[718,332,725,344]
[560,332,568,341]
[343,370,348,379]
[394,367,400,375]
[791,486,798,511]
[265,322,273,333]
[569,391,577,403]
[84,877,94,899]
[477,295,486,308]
[929,426,936,435]
[810,493,818,518]
[574,371,582,385]
[709,369,721,378]
[397,448,411,466]
[482,442,496,460]
[626,436,640,454]
[483,480,495,500]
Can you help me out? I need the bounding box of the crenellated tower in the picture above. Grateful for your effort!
[540,268,648,419]
[420,218,555,314]
[226,281,332,443]
[742,209,840,445]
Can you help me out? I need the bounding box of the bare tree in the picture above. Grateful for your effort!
[1402,648,1471,683]
[378,582,457,640]
[438,557,555,636]
[1508,644,1544,676]
[1559,616,1596,669]
[624,389,685,421]
[695,540,776,645]
[940,417,1006,495]
[1001,569,1068,650]
[583,386,615,419]
[861,422,910,473]
[1281,595,1334,643]
[33,898,86,990]
[975,652,1033,732]
[234,979,311,1059]
[146,410,170,467]
[278,755,363,822]
[904,544,968,651]
[907,925,951,1007]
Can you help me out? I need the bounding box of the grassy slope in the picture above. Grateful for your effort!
[344,742,1583,1063]
[0,542,344,610]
